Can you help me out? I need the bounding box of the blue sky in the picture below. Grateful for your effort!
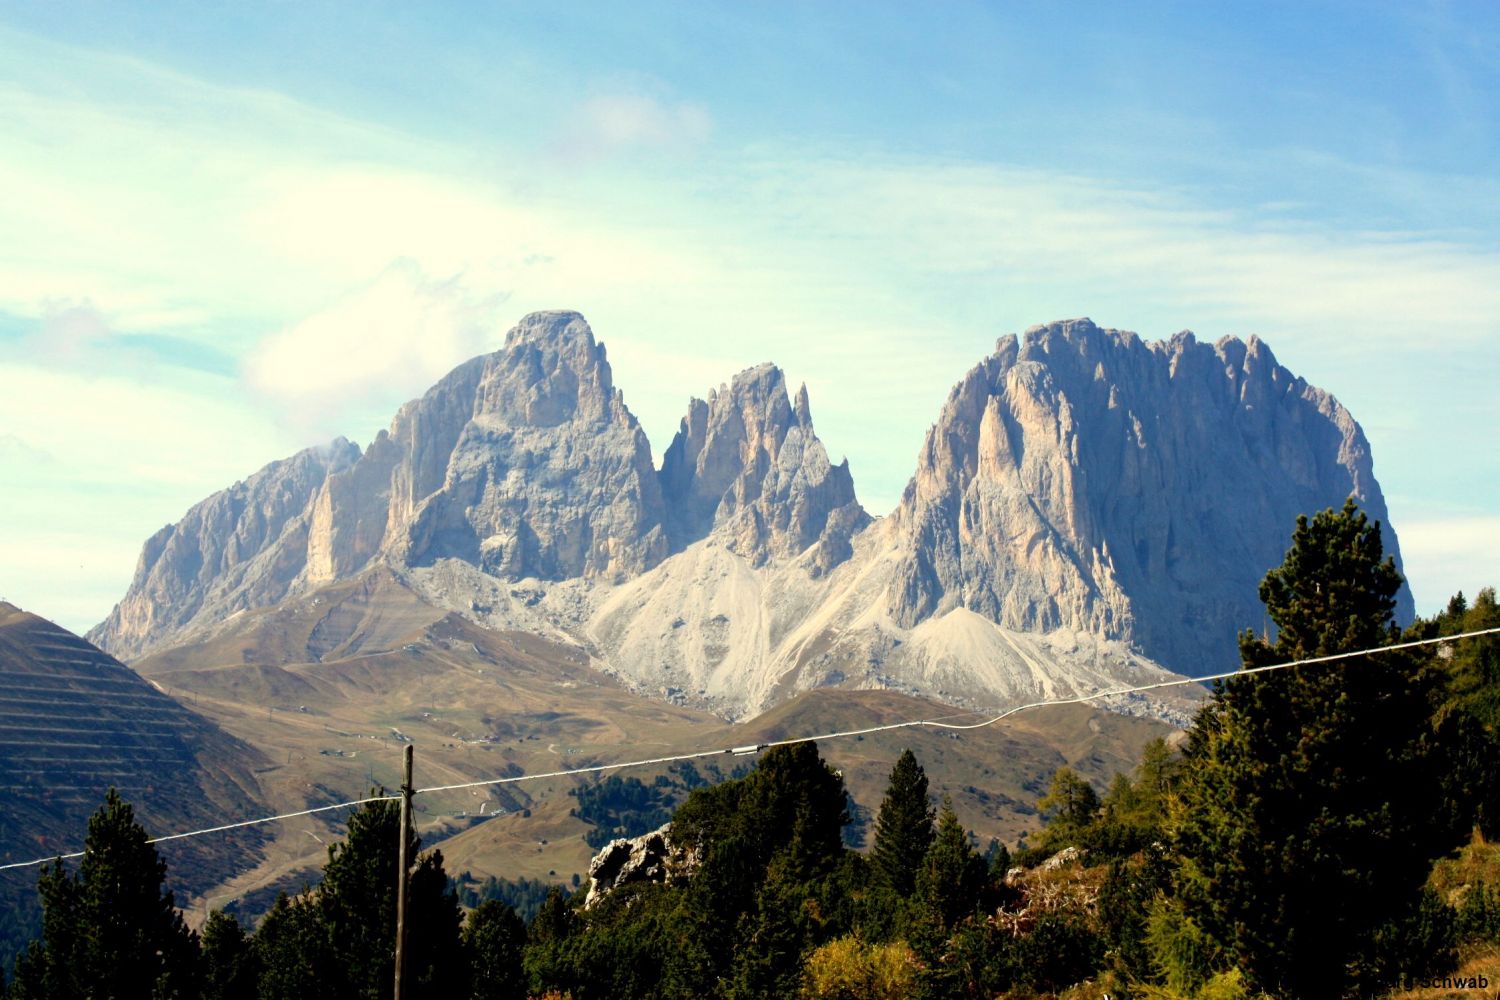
[1,1,1496,634]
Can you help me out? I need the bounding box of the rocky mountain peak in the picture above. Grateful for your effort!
[890,319,1410,677]
[86,438,361,659]
[660,363,868,573]
[477,310,629,428]
[91,313,671,658]
[374,311,666,580]
[503,309,596,351]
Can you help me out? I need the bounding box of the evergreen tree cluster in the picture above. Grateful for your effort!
[6,500,1499,998]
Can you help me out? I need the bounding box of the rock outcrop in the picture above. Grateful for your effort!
[380,310,669,580]
[887,319,1410,676]
[584,823,693,908]
[659,363,869,574]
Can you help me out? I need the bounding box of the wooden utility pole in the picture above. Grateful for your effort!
[393,743,414,1000]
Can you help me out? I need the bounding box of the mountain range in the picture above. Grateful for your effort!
[87,311,1408,722]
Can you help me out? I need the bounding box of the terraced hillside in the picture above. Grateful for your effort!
[0,602,267,963]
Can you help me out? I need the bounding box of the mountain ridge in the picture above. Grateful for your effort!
[87,311,1406,720]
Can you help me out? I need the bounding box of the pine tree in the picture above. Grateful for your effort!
[9,789,200,1000]
[314,797,465,999]
[465,900,526,1000]
[1037,768,1099,838]
[252,893,328,1000]
[1175,500,1457,999]
[916,798,986,934]
[870,749,934,897]
[200,910,258,1000]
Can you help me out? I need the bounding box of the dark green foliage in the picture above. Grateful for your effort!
[1413,586,1500,836]
[1086,737,1182,861]
[1421,587,1500,728]
[1457,882,1500,943]
[465,900,526,1000]
[915,799,986,935]
[251,893,326,1000]
[1355,888,1457,989]
[869,749,934,897]
[1011,911,1103,994]
[8,789,200,1000]
[454,872,566,923]
[1175,500,1460,999]
[201,910,258,1000]
[240,798,465,1000]
[519,741,857,999]
[522,888,576,998]
[1028,766,1100,857]
[1097,846,1172,982]
[310,798,465,999]
[727,857,815,1000]
[571,775,677,851]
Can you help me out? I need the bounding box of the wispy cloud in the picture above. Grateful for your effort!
[243,261,511,437]
[554,91,713,161]
[2,27,1496,629]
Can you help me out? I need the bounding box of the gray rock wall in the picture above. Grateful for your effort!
[659,363,869,575]
[888,318,1411,676]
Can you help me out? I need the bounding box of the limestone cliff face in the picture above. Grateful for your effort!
[93,311,670,658]
[380,310,669,580]
[887,318,1411,676]
[659,363,869,575]
[87,440,359,660]
[92,311,1407,720]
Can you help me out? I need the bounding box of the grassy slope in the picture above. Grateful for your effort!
[125,568,1176,920]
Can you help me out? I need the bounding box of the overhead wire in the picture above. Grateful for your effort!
[1,625,1496,876]
[0,794,399,872]
[413,626,1500,793]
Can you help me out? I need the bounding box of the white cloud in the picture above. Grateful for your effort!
[557,92,713,160]
[2,28,1496,631]
[243,261,511,433]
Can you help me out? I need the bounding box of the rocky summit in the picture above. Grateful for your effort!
[886,319,1411,678]
[88,312,1408,721]
[659,362,869,575]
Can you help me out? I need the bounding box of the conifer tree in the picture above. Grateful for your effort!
[870,749,934,896]
[252,893,326,1000]
[1037,768,1099,841]
[464,900,526,1000]
[915,798,986,934]
[1175,500,1457,999]
[314,797,465,998]
[8,789,199,1000]
[200,910,258,1000]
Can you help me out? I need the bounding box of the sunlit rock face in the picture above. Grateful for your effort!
[92,312,671,657]
[88,439,360,660]
[91,312,1405,722]
[659,362,869,576]
[886,318,1410,677]
[376,310,670,581]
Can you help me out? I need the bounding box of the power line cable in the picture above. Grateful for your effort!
[412,627,1500,794]
[2,626,1496,875]
[0,794,397,873]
